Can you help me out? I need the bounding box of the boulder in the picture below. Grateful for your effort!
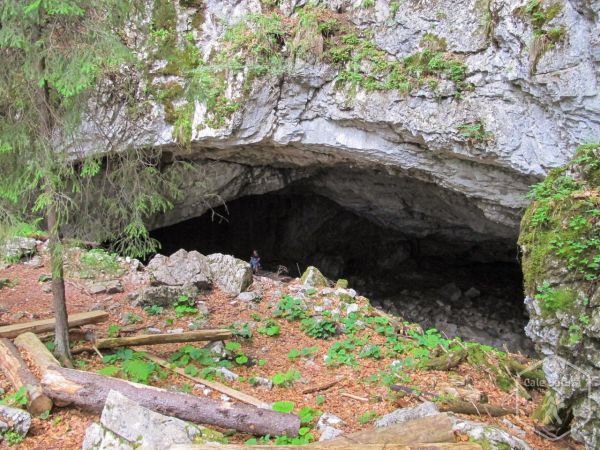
[0,237,37,261]
[375,402,439,428]
[301,266,329,288]
[147,249,211,289]
[206,253,253,295]
[317,412,344,442]
[236,291,261,303]
[82,390,224,450]
[452,418,530,450]
[130,285,199,307]
[87,279,123,295]
[0,405,32,437]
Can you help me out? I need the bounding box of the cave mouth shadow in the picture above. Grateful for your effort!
[150,191,532,353]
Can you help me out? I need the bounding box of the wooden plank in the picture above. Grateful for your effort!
[92,329,232,350]
[143,352,270,409]
[0,311,109,339]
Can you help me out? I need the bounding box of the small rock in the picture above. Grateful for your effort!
[317,412,343,430]
[465,287,481,299]
[215,367,239,382]
[188,319,208,330]
[167,328,184,334]
[345,303,360,315]
[439,282,462,302]
[236,291,260,303]
[203,388,212,396]
[205,341,227,358]
[220,394,231,402]
[0,420,8,432]
[146,327,162,334]
[87,279,123,295]
[321,287,334,295]
[318,426,343,441]
[196,300,210,316]
[0,404,32,436]
[24,255,43,268]
[375,402,439,428]
[314,305,324,312]
[453,419,530,450]
[253,377,273,389]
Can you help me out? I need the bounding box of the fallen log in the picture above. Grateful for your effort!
[40,365,300,436]
[0,338,53,415]
[438,400,513,417]
[14,332,61,373]
[80,329,233,353]
[0,311,108,339]
[143,352,269,409]
[170,444,482,450]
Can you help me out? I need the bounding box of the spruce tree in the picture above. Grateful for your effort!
[0,1,194,363]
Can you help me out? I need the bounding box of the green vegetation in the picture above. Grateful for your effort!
[144,305,165,316]
[288,346,319,360]
[174,294,199,317]
[518,0,566,73]
[357,411,379,424]
[272,369,302,387]
[257,318,281,336]
[99,348,164,384]
[535,282,576,315]
[274,295,308,320]
[457,121,494,143]
[0,386,28,407]
[301,317,338,339]
[519,143,600,296]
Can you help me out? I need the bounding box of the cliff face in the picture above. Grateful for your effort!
[76,1,600,445]
[80,0,599,242]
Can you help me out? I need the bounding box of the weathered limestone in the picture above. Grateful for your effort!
[82,390,224,450]
[206,253,253,295]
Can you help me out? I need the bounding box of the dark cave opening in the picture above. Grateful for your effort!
[150,191,533,354]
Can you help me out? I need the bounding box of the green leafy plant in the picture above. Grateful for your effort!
[272,400,295,413]
[274,295,308,320]
[0,387,28,407]
[300,318,337,339]
[357,411,379,425]
[3,430,25,445]
[78,249,124,279]
[272,369,301,387]
[457,121,494,143]
[229,322,253,339]
[257,319,281,337]
[316,395,326,405]
[174,295,198,318]
[124,312,142,324]
[144,305,164,316]
[107,324,121,338]
[287,346,319,360]
[359,344,382,359]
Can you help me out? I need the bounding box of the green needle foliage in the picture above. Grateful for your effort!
[0,1,200,362]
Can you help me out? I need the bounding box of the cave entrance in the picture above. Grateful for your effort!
[150,191,532,354]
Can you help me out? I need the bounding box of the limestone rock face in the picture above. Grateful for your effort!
[78,0,600,248]
[147,249,211,289]
[0,237,37,261]
[519,144,599,449]
[82,390,224,450]
[207,253,253,295]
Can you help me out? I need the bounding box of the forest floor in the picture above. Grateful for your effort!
[0,247,584,450]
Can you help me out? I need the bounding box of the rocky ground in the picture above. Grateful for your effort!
[0,243,585,449]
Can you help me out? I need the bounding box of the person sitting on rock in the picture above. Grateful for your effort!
[250,250,261,274]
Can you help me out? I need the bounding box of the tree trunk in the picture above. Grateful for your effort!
[40,365,300,437]
[0,338,53,415]
[47,204,71,365]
